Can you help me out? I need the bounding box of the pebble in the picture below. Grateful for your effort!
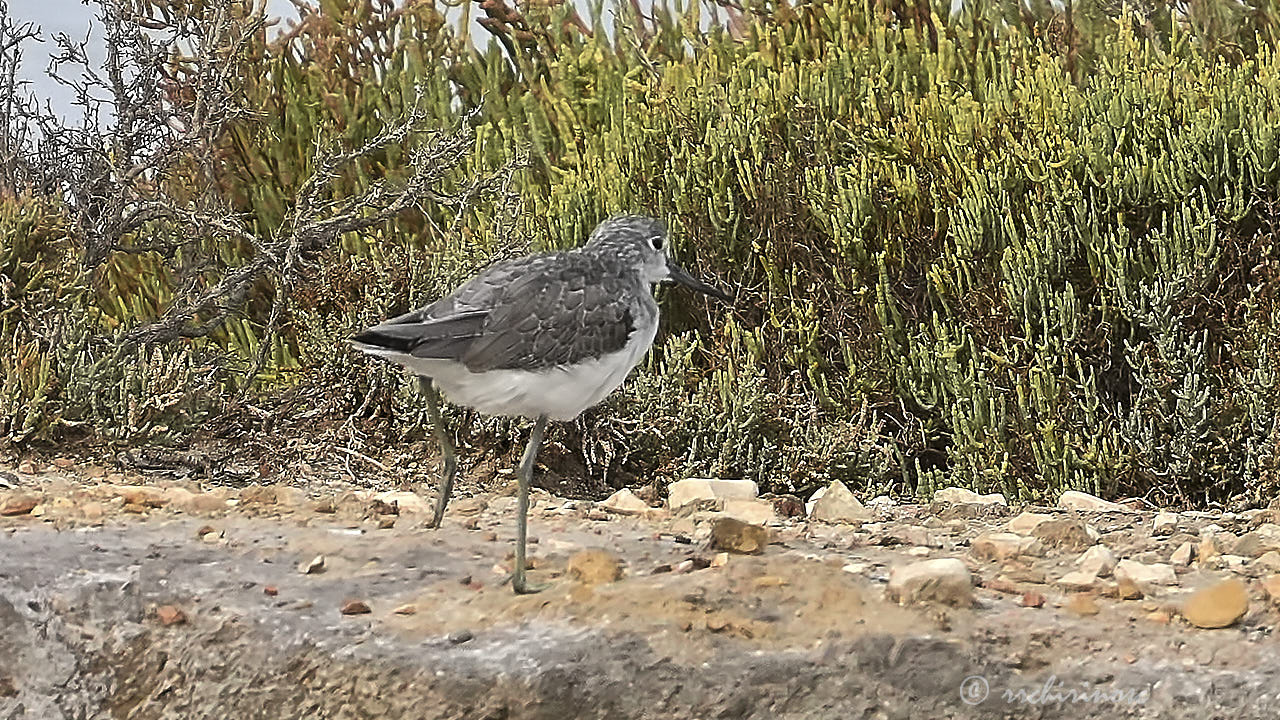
[567,549,624,585]
[809,480,872,524]
[886,558,973,607]
[1182,579,1248,629]
[667,478,757,511]
[0,494,38,516]
[1076,545,1118,577]
[599,488,650,515]
[1032,517,1099,551]
[1170,541,1195,567]
[1058,490,1134,513]
[970,532,1042,562]
[155,605,187,626]
[447,630,474,644]
[933,487,1007,507]
[1115,559,1178,591]
[339,600,371,615]
[1066,594,1100,616]
[709,517,772,554]
[1152,512,1178,536]
[1006,512,1052,535]
[298,555,326,575]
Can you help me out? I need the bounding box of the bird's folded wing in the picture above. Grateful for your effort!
[458,267,636,372]
[352,310,489,356]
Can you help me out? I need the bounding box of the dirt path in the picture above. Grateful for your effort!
[1,464,1277,719]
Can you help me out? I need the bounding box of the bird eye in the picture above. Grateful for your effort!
[651,236,664,251]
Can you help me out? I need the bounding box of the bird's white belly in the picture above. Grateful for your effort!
[363,324,658,421]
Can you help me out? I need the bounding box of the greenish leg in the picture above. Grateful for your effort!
[417,377,457,529]
[512,414,549,594]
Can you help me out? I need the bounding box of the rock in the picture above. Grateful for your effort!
[885,558,973,607]
[154,605,187,626]
[867,495,895,509]
[1058,490,1134,513]
[1020,591,1046,608]
[52,457,75,469]
[667,478,757,511]
[882,525,939,548]
[339,600,371,615]
[0,494,38,516]
[1031,517,1098,551]
[263,586,279,597]
[1115,560,1178,591]
[769,495,805,518]
[1261,574,1280,605]
[392,604,417,615]
[721,498,778,525]
[298,555,325,575]
[709,517,772,554]
[710,552,730,568]
[1199,532,1233,563]
[170,491,229,516]
[447,630,473,644]
[1066,594,1100,616]
[79,502,105,522]
[1152,512,1178,536]
[970,532,1043,562]
[372,491,429,514]
[567,549,624,585]
[1230,524,1280,558]
[1057,570,1099,591]
[1255,551,1280,572]
[1182,579,1248,629]
[1006,512,1052,535]
[1116,577,1144,600]
[112,485,169,508]
[1076,545,1118,577]
[1171,541,1195,567]
[809,481,872,524]
[599,489,650,516]
[239,484,278,505]
[17,460,36,474]
[934,487,1007,506]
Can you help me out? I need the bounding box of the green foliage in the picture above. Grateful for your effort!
[5,0,1280,507]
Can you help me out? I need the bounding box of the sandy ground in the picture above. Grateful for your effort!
[1,461,1278,719]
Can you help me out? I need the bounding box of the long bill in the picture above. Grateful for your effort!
[665,258,733,303]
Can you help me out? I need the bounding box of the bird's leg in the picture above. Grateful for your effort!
[417,377,457,529]
[512,414,549,594]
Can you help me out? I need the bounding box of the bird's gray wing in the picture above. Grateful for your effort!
[352,257,532,355]
[458,256,638,372]
[352,309,489,356]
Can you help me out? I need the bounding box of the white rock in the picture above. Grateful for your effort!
[1076,545,1118,577]
[809,481,872,524]
[1058,490,1135,513]
[1170,541,1195,567]
[970,532,1043,562]
[886,558,973,606]
[373,491,431,515]
[868,495,895,508]
[599,489,650,515]
[934,487,1007,506]
[721,498,778,525]
[805,487,826,517]
[1056,570,1099,590]
[1115,559,1178,589]
[1006,512,1053,535]
[1152,512,1178,536]
[667,479,758,511]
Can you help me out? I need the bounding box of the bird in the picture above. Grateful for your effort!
[352,214,732,593]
